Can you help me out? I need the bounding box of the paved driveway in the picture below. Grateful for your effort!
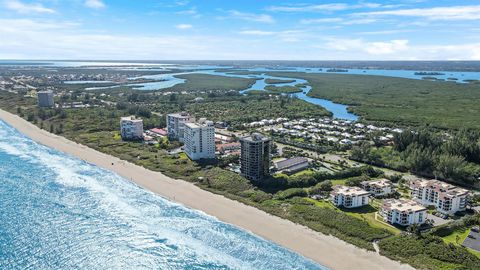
[428,214,450,226]
[462,230,480,252]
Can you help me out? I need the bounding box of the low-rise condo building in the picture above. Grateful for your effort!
[183,118,215,160]
[361,178,394,197]
[37,90,54,107]
[380,198,427,226]
[410,179,469,215]
[166,112,192,142]
[274,157,310,175]
[330,185,370,208]
[120,116,143,140]
[240,133,271,182]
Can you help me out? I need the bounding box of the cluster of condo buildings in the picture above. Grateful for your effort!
[120,112,275,182]
[329,178,469,226]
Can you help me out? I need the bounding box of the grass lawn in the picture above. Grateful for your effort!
[306,197,402,235]
[342,205,402,235]
[305,198,336,209]
[330,179,347,185]
[291,169,315,177]
[441,228,480,258]
[443,228,471,245]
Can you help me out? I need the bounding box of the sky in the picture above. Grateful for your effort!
[0,0,479,60]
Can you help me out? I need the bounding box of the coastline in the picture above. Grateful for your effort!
[0,109,413,270]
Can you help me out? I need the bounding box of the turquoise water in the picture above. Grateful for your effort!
[0,120,325,270]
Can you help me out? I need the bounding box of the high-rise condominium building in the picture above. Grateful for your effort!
[184,118,215,160]
[240,133,271,182]
[37,90,54,108]
[166,112,192,142]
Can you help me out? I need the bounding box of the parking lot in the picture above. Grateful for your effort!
[462,229,480,252]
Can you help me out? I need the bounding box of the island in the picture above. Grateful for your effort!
[414,71,445,76]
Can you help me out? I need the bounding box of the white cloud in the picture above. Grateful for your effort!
[3,0,55,14]
[239,29,306,42]
[228,10,275,23]
[239,30,275,36]
[324,37,409,55]
[300,17,377,25]
[1,18,479,60]
[300,18,343,24]
[85,0,105,9]
[175,24,192,30]
[267,2,400,13]
[356,5,480,21]
[177,7,197,15]
[268,3,350,12]
[356,29,413,35]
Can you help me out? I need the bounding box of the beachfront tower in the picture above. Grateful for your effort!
[240,133,271,182]
[37,90,54,108]
[166,112,192,142]
[120,116,143,140]
[184,118,215,160]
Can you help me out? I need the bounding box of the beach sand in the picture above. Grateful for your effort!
[0,109,413,270]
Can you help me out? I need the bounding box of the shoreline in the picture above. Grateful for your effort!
[0,108,412,270]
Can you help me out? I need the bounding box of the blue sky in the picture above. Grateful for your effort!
[0,0,479,60]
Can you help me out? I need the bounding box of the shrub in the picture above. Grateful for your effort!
[274,188,307,200]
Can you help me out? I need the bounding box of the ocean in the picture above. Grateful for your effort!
[0,120,325,270]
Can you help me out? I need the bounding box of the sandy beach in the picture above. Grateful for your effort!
[0,108,413,270]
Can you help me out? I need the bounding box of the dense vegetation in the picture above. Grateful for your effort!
[3,66,480,270]
[379,234,480,270]
[264,85,303,93]
[264,78,296,84]
[188,96,330,127]
[351,128,480,186]
[262,72,480,129]
[166,73,258,92]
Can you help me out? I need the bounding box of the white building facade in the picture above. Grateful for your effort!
[330,185,370,208]
[410,179,469,215]
[361,179,394,197]
[166,112,192,142]
[120,116,143,140]
[380,199,427,226]
[183,119,215,160]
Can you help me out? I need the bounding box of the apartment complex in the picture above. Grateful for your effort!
[183,118,215,160]
[240,133,271,181]
[166,112,192,142]
[37,90,54,107]
[120,116,143,140]
[330,185,370,208]
[361,178,394,197]
[410,179,469,215]
[380,198,427,226]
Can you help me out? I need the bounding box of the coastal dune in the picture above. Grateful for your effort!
[0,109,413,270]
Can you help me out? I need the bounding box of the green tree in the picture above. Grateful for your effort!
[434,154,468,182]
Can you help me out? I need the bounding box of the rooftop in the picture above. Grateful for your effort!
[121,115,142,122]
[383,198,426,212]
[410,178,469,198]
[168,112,191,118]
[241,133,270,143]
[274,157,309,171]
[331,185,369,197]
[185,118,214,128]
[361,178,393,188]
